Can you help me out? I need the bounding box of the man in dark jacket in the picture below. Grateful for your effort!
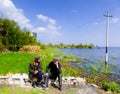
[29,56,43,87]
[45,58,62,91]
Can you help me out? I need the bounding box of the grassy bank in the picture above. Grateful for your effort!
[0,48,61,75]
[0,48,80,76]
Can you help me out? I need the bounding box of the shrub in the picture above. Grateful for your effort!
[102,81,120,93]
[19,45,40,52]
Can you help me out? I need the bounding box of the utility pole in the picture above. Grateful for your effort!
[104,11,112,72]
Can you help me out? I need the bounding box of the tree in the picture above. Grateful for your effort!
[0,18,37,51]
[88,43,94,49]
[71,44,75,48]
[78,43,84,48]
[60,43,64,48]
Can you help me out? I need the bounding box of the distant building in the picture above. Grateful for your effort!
[30,32,37,38]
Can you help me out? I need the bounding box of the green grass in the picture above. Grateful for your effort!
[0,87,42,94]
[0,48,80,76]
[0,87,76,94]
[0,48,62,75]
[0,52,34,74]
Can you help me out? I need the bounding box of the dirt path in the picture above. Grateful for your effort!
[76,84,109,94]
[0,83,112,94]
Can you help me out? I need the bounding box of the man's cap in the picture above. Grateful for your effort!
[35,56,40,60]
[53,58,58,62]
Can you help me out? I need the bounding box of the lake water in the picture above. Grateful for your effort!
[60,47,120,75]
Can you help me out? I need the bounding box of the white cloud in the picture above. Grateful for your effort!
[33,25,61,36]
[0,0,32,29]
[37,14,56,25]
[35,27,47,32]
[36,14,49,22]
[47,24,57,31]
[47,24,61,35]
[111,18,120,24]
[48,18,56,25]
[93,17,120,25]
[93,21,105,25]
[35,14,62,36]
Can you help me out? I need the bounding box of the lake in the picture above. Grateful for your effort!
[60,47,120,77]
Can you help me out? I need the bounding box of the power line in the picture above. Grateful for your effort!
[78,7,117,31]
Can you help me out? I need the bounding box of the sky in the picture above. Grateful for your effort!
[0,0,120,47]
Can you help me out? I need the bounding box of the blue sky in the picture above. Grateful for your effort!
[0,0,120,46]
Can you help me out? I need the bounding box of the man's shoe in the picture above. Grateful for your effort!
[32,82,37,88]
[37,82,42,88]
[42,85,48,90]
[59,87,62,91]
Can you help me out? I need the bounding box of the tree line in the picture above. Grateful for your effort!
[47,43,94,48]
[0,18,94,52]
[0,18,37,51]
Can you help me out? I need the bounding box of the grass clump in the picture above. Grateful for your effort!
[102,81,120,93]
